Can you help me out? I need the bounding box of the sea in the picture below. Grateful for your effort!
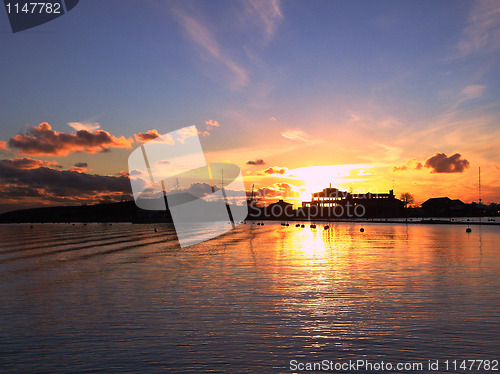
[0,222,499,373]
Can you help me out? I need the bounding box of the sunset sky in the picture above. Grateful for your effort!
[1,0,499,212]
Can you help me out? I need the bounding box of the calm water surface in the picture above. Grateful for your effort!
[0,222,499,373]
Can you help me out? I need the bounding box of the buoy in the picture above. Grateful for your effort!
[301,224,305,228]
[324,225,329,230]
[466,227,472,233]
[154,228,158,232]
[295,223,300,227]
[360,228,365,232]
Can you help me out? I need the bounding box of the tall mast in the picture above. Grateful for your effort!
[220,167,235,229]
[479,166,482,225]
[479,167,481,204]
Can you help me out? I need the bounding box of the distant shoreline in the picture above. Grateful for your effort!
[250,218,500,226]
[2,219,498,226]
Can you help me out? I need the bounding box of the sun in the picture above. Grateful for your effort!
[288,164,374,196]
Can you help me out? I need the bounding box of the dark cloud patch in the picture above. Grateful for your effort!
[0,162,132,198]
[74,162,88,168]
[0,158,62,170]
[246,159,265,165]
[8,122,133,156]
[0,185,44,198]
[425,153,470,173]
[134,129,161,142]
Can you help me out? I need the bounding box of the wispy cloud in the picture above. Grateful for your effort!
[281,129,309,142]
[174,9,249,89]
[458,0,500,56]
[197,120,221,136]
[243,0,283,39]
[392,159,423,172]
[460,84,485,101]
[68,121,101,132]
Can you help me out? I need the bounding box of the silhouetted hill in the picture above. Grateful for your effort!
[0,201,156,223]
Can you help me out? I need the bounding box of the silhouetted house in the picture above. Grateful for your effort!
[263,199,294,219]
[469,202,500,217]
[421,197,466,217]
[247,199,263,220]
[301,185,403,218]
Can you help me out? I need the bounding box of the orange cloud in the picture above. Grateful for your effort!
[393,158,423,172]
[205,119,220,128]
[196,120,220,136]
[258,166,288,175]
[0,141,7,151]
[134,129,162,142]
[250,182,298,205]
[8,123,133,156]
[70,163,90,173]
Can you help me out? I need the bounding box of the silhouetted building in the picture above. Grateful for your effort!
[263,199,294,219]
[421,197,466,217]
[301,185,403,218]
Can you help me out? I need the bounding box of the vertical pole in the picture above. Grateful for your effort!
[479,167,481,204]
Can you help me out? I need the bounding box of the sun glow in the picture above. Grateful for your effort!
[288,164,376,200]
